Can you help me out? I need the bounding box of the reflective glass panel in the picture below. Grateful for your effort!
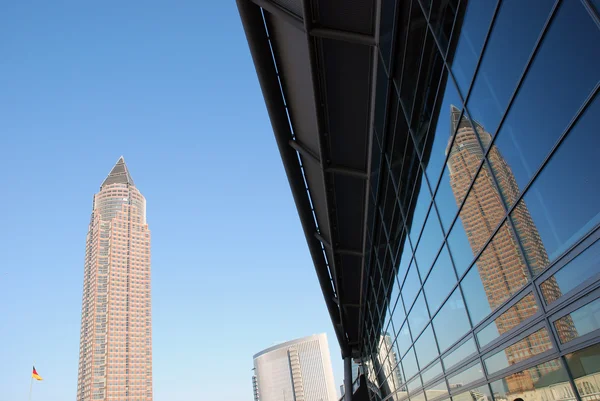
[565,343,600,401]
[396,321,413,358]
[461,221,529,325]
[429,0,459,56]
[484,328,553,375]
[425,377,448,401]
[425,246,457,313]
[423,70,463,186]
[450,0,497,95]
[434,166,458,233]
[415,325,439,369]
[516,95,600,273]
[402,347,419,380]
[453,385,492,401]
[415,207,444,277]
[408,292,429,337]
[433,288,471,352]
[489,358,574,401]
[407,375,423,394]
[555,297,600,345]
[412,391,426,401]
[541,238,600,306]
[491,0,600,199]
[421,360,443,385]
[409,174,432,245]
[467,0,554,141]
[442,337,477,371]
[477,293,539,348]
[447,362,484,388]
[402,261,422,308]
[448,215,475,277]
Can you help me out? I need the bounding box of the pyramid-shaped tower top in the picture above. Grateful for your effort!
[101,156,135,188]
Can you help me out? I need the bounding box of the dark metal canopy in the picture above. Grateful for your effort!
[237,0,380,358]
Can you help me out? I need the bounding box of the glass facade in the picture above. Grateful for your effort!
[362,1,600,401]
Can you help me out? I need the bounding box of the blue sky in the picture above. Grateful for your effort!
[0,2,343,400]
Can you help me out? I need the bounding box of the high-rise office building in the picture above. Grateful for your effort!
[239,0,600,400]
[253,334,338,401]
[77,157,152,401]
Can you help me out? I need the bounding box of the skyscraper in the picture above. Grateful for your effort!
[77,157,152,401]
[253,334,337,401]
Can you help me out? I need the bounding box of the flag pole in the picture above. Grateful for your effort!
[28,375,33,401]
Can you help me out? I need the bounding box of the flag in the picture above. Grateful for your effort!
[32,366,43,381]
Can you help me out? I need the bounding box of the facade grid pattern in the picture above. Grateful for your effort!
[361,1,600,401]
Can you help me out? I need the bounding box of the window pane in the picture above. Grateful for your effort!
[408,292,429,337]
[425,378,449,401]
[491,0,600,200]
[434,166,459,233]
[447,362,484,388]
[565,343,600,401]
[412,391,426,401]
[421,360,443,385]
[442,337,477,371]
[477,293,539,348]
[433,288,471,352]
[415,208,444,277]
[409,175,432,245]
[453,385,492,401]
[424,246,457,313]
[402,347,419,381]
[489,358,573,401]
[484,328,553,375]
[467,0,554,143]
[402,261,421,308]
[396,322,413,358]
[461,221,529,325]
[554,296,600,345]
[516,95,600,274]
[448,216,475,277]
[450,0,497,95]
[407,375,423,394]
[423,70,463,186]
[415,325,439,369]
[541,238,600,306]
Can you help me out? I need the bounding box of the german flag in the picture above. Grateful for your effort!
[32,366,43,381]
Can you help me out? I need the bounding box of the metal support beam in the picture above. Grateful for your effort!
[289,139,320,164]
[236,0,346,351]
[310,27,376,47]
[290,140,368,179]
[316,232,363,257]
[344,356,353,401]
[251,0,304,31]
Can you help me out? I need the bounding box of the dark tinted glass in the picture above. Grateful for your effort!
[467,0,554,140]
[541,238,600,305]
[379,0,397,70]
[415,324,439,369]
[433,288,470,352]
[415,208,444,276]
[424,246,457,313]
[408,292,429,337]
[450,0,497,95]
[429,0,459,56]
[516,95,600,271]
[555,297,600,345]
[491,0,600,197]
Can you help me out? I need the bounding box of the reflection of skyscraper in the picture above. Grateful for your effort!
[445,107,574,391]
[373,334,403,400]
[77,157,153,401]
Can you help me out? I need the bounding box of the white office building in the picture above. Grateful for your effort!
[253,333,337,401]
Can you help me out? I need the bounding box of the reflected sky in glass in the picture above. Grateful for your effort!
[415,324,439,369]
[424,246,457,313]
[408,292,429,337]
[433,288,471,352]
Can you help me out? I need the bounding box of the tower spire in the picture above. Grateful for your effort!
[101,156,135,188]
